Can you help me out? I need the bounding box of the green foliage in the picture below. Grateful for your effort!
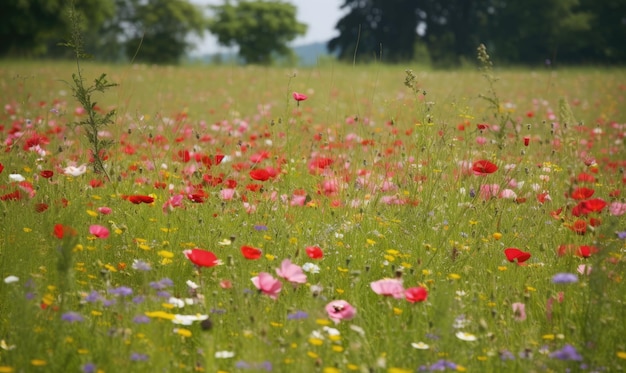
[121,0,206,64]
[207,0,307,65]
[62,6,117,177]
[0,0,114,57]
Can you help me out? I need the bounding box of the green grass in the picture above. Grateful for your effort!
[0,60,625,373]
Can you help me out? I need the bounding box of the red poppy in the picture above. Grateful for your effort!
[571,219,587,235]
[571,187,594,200]
[504,248,531,264]
[523,136,530,146]
[405,287,428,303]
[246,183,263,192]
[250,169,271,181]
[293,92,308,102]
[177,149,191,163]
[201,154,225,168]
[90,179,104,188]
[472,160,498,175]
[53,224,76,239]
[0,163,3,174]
[241,245,262,260]
[39,170,54,178]
[183,248,219,267]
[582,198,607,213]
[35,203,49,212]
[576,245,598,258]
[0,190,21,201]
[305,246,324,259]
[123,195,155,204]
[477,123,489,130]
[577,173,595,183]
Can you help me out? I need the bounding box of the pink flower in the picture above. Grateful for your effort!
[251,272,282,299]
[370,278,404,299]
[89,224,109,239]
[512,302,526,321]
[479,184,500,200]
[276,259,307,284]
[325,300,356,324]
[609,202,626,216]
[220,188,236,200]
[97,206,112,215]
[162,194,184,213]
[292,92,308,103]
[405,287,428,303]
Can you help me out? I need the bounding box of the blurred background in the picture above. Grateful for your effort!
[1,0,625,67]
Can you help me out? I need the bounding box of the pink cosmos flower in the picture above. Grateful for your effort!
[251,272,282,299]
[220,188,236,200]
[370,278,404,299]
[97,206,112,215]
[479,184,500,200]
[512,302,526,321]
[609,202,626,216]
[162,194,184,213]
[276,259,307,284]
[89,224,110,239]
[325,300,356,324]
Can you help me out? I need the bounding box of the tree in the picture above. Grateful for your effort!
[0,0,114,57]
[120,0,206,64]
[328,0,420,63]
[207,0,307,65]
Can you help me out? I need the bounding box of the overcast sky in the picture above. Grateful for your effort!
[191,0,346,54]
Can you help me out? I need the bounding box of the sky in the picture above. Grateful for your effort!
[190,0,346,54]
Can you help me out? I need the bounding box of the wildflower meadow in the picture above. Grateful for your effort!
[0,58,625,373]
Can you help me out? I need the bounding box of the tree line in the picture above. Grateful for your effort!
[1,0,624,66]
[329,0,626,66]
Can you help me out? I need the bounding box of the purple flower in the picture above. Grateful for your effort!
[150,278,173,290]
[85,290,101,303]
[61,311,84,323]
[130,352,149,361]
[132,295,145,304]
[82,363,96,373]
[550,344,583,361]
[254,225,268,231]
[617,231,626,240]
[109,286,133,297]
[132,259,152,271]
[133,315,151,324]
[156,290,171,298]
[287,310,309,320]
[552,273,578,284]
[428,359,457,371]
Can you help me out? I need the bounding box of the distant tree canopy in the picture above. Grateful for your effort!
[207,0,307,65]
[329,0,626,66]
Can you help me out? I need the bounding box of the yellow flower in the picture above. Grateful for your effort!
[0,366,15,373]
[542,334,555,340]
[316,319,331,326]
[366,239,376,245]
[331,345,344,352]
[307,351,319,359]
[145,311,175,320]
[308,337,324,346]
[323,367,341,373]
[265,254,275,261]
[448,273,461,280]
[30,360,47,367]
[23,227,32,233]
[175,328,192,337]
[393,307,403,315]
[617,351,626,359]
[388,368,412,373]
[347,364,359,370]
[492,232,502,240]
[158,250,174,258]
[497,266,507,271]
[86,210,98,217]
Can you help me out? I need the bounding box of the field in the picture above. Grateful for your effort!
[0,59,625,373]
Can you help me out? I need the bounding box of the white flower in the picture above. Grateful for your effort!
[323,326,340,336]
[63,164,87,176]
[172,314,209,325]
[456,331,477,341]
[168,297,186,308]
[9,174,25,182]
[186,280,199,289]
[3,275,19,284]
[215,350,235,359]
[411,342,430,350]
[302,262,320,274]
